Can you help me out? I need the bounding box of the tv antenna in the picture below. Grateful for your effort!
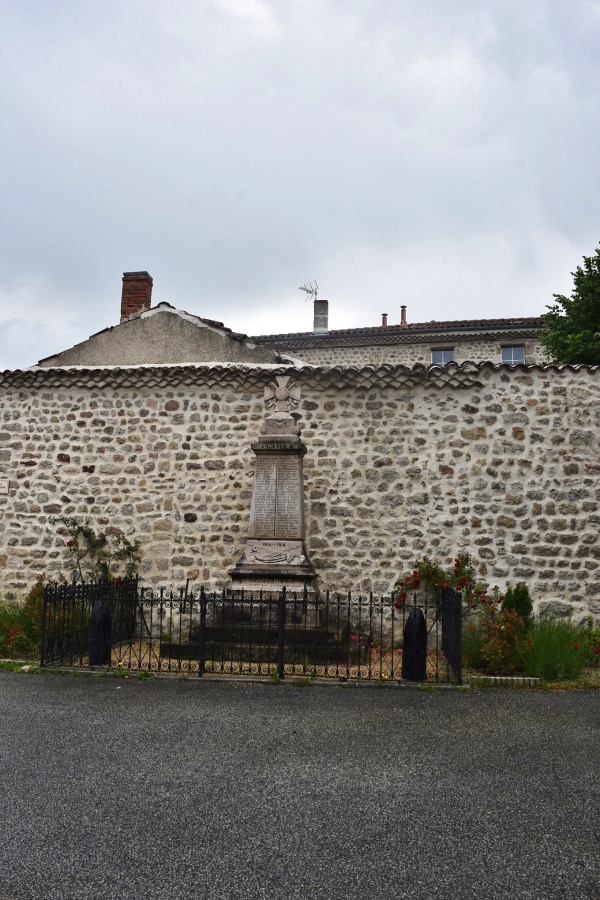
[299,281,318,302]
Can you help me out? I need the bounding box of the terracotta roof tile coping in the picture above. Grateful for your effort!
[17,359,597,378]
[26,361,295,372]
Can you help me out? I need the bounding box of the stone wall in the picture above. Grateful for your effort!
[283,337,546,368]
[0,361,598,620]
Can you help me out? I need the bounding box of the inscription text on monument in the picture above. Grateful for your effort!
[274,456,302,538]
[250,454,303,539]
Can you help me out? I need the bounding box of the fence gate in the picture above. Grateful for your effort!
[439,585,462,684]
[40,577,139,668]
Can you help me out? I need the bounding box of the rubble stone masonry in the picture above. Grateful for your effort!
[276,337,546,367]
[0,362,598,619]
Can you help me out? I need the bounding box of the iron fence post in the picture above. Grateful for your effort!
[198,587,207,677]
[455,589,463,685]
[278,587,286,680]
[130,575,139,639]
[40,582,49,667]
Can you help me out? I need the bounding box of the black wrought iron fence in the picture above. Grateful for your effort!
[41,582,462,684]
[40,577,138,668]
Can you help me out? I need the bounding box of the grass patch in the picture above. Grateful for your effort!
[521,619,594,682]
[0,659,28,672]
[0,660,42,674]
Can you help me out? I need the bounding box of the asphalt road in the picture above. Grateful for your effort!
[0,673,598,900]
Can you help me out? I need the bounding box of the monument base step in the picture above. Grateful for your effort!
[160,637,363,665]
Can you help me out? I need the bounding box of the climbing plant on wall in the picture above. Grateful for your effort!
[51,516,142,582]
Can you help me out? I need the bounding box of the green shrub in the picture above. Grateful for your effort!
[23,576,45,645]
[502,583,533,628]
[479,607,526,675]
[521,619,590,681]
[463,601,599,681]
[394,552,504,611]
[580,625,600,666]
[0,596,39,659]
[0,574,54,659]
[462,622,485,670]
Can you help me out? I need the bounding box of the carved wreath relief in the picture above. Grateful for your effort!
[264,375,301,413]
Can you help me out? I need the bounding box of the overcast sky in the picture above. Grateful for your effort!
[1,0,599,368]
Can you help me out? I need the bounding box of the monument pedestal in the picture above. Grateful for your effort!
[230,539,317,595]
[229,377,317,595]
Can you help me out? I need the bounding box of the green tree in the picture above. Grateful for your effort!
[501,582,533,629]
[542,246,600,364]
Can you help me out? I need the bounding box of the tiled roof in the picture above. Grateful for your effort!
[253,316,545,342]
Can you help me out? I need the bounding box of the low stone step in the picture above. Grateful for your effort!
[159,640,365,664]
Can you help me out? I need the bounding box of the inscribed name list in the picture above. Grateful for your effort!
[274,455,302,538]
[250,458,277,537]
[250,455,303,540]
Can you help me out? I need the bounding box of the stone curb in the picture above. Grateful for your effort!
[3,663,468,689]
[468,675,541,687]
[2,661,544,689]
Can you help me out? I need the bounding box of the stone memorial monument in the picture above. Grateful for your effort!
[230,375,317,594]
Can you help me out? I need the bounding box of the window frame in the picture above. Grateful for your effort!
[501,345,525,365]
[431,347,455,367]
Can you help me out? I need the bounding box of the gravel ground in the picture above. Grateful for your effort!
[0,672,598,900]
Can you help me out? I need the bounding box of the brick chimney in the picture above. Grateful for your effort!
[314,297,328,333]
[121,271,153,322]
[381,313,388,328]
[400,305,407,329]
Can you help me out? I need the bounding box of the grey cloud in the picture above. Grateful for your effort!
[1,0,599,364]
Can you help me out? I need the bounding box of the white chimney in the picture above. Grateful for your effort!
[314,298,328,333]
